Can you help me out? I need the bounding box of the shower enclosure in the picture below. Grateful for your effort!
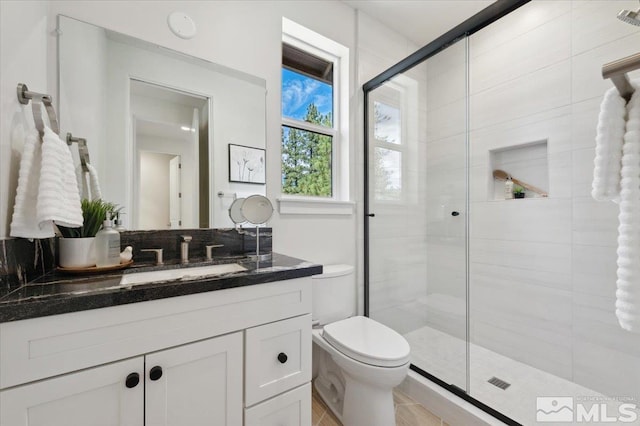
[364,1,640,424]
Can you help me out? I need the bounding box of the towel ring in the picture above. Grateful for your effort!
[17,83,60,136]
[31,102,45,139]
[42,99,59,135]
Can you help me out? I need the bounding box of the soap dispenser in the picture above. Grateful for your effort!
[114,212,127,232]
[95,214,121,267]
[504,177,514,200]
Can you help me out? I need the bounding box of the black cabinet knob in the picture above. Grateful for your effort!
[125,372,140,388]
[451,211,460,216]
[149,366,163,381]
[277,352,288,364]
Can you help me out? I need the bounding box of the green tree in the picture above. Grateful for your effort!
[282,104,332,196]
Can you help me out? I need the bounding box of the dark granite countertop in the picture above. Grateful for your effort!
[0,253,322,323]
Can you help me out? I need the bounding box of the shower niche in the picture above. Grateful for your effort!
[489,139,549,200]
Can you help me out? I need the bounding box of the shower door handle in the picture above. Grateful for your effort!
[366,213,375,217]
[451,211,460,217]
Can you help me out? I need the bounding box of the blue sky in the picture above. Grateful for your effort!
[281,68,333,121]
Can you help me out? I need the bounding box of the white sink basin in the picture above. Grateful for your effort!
[120,263,247,286]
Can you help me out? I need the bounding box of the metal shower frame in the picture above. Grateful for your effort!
[362,1,530,425]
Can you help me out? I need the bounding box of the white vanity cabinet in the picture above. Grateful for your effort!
[0,277,312,426]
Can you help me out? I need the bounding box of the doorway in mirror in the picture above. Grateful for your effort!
[131,80,209,230]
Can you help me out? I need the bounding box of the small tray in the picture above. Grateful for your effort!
[57,260,134,275]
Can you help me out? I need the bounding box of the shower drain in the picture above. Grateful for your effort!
[488,376,511,390]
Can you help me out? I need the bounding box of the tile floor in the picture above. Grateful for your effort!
[311,385,449,426]
[405,325,636,425]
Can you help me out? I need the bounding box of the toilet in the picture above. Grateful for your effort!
[312,265,411,426]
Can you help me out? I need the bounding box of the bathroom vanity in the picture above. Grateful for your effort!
[0,254,320,426]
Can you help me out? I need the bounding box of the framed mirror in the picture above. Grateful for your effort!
[58,15,267,230]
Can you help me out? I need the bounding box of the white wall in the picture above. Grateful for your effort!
[0,1,370,277]
[0,0,49,239]
[57,16,108,194]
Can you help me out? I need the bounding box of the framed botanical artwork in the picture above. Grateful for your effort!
[228,144,266,184]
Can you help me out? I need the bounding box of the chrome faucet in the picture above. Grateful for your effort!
[141,248,163,266]
[180,235,192,264]
[205,244,224,261]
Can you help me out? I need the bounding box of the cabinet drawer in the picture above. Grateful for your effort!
[245,314,311,406]
[245,383,311,426]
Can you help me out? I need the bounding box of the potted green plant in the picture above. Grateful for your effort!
[513,185,525,199]
[57,199,120,268]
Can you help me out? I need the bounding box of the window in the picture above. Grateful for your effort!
[369,75,419,205]
[373,101,403,201]
[281,18,349,201]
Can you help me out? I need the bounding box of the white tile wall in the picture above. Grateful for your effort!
[571,32,640,103]
[570,0,640,55]
[470,12,571,95]
[464,0,640,407]
[425,99,466,141]
[470,60,572,131]
[470,198,572,243]
[469,1,571,58]
[426,41,467,110]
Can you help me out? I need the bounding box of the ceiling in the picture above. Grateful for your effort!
[344,0,495,46]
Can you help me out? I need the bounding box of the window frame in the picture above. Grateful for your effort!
[280,18,349,203]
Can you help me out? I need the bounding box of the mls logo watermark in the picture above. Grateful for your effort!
[537,397,574,422]
[537,396,639,423]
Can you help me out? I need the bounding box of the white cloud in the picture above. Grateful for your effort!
[282,78,322,117]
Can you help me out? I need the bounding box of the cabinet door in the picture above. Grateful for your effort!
[0,357,143,426]
[145,332,243,426]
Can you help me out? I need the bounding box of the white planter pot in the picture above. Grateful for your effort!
[59,237,96,268]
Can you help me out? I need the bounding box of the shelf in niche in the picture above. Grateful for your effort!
[489,140,549,201]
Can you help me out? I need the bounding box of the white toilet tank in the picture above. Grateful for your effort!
[312,264,356,325]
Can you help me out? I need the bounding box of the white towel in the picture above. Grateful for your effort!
[592,86,628,202]
[616,86,640,333]
[9,130,55,238]
[75,163,102,201]
[36,126,83,229]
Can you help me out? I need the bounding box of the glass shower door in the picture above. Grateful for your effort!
[366,38,469,391]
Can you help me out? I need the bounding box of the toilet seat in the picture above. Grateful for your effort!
[323,316,410,367]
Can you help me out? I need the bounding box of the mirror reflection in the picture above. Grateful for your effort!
[58,16,267,230]
[131,80,209,229]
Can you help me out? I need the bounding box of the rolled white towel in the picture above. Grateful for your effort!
[592,85,628,202]
[36,126,83,229]
[75,163,103,201]
[616,86,640,333]
[76,164,89,200]
[87,163,102,200]
[10,130,55,238]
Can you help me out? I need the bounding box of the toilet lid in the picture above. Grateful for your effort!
[323,316,410,367]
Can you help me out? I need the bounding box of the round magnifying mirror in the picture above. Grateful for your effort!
[241,195,273,224]
[229,198,247,224]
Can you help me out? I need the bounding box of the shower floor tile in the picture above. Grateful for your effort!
[405,325,639,425]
